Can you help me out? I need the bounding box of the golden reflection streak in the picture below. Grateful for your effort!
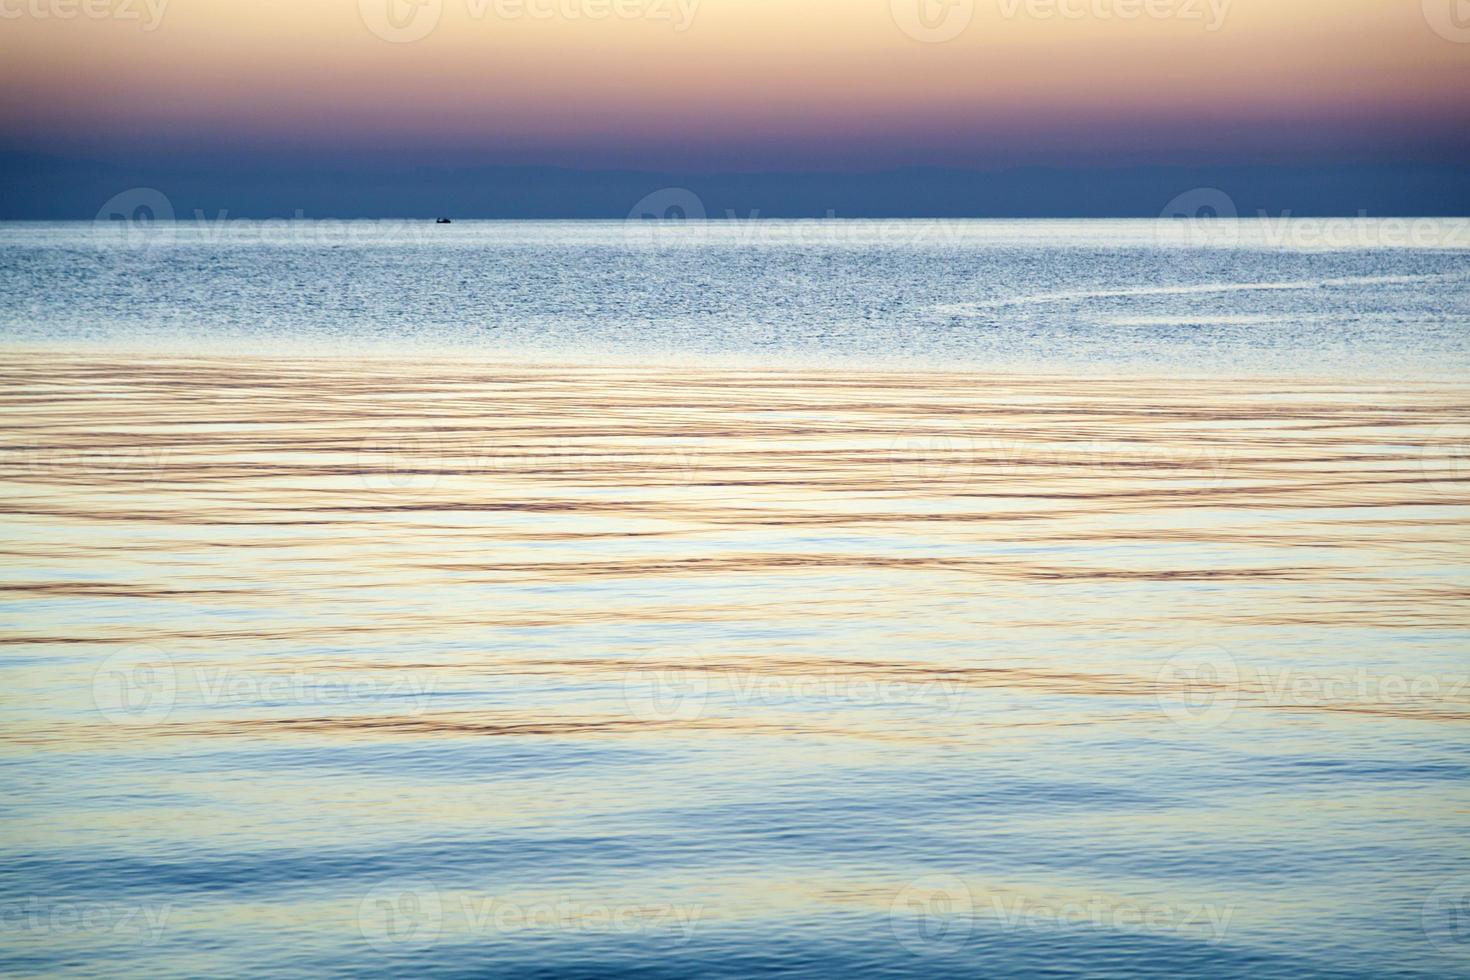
[2,349,1467,751]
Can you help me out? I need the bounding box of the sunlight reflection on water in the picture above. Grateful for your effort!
[2,350,1468,978]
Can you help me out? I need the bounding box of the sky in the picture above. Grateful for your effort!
[2,0,1469,214]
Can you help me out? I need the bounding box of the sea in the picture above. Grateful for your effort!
[1,218,1468,978]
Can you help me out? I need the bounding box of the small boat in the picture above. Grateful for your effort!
[435,217,452,224]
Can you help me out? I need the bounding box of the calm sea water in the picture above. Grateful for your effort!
[2,221,1469,978]
[1,218,1469,372]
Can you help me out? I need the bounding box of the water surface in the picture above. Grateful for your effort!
[2,219,1469,977]
[1,218,1468,373]
[2,352,1468,977]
